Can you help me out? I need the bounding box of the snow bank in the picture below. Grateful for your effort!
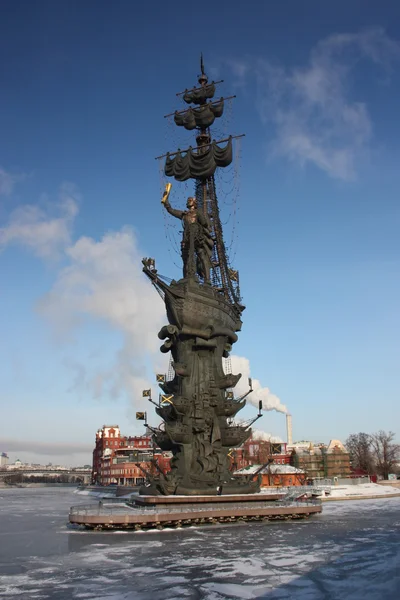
[327,482,400,499]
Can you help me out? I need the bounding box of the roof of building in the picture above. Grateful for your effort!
[290,439,348,455]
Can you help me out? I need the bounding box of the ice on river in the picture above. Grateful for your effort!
[0,487,399,599]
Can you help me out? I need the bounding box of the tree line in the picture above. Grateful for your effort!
[345,431,400,480]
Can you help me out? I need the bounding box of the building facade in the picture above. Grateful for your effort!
[0,453,9,469]
[92,426,350,487]
[290,440,351,479]
[234,435,350,486]
[231,435,289,471]
[236,463,306,487]
[92,425,171,486]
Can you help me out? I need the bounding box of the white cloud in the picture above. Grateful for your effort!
[0,167,24,196]
[3,184,282,423]
[226,355,287,414]
[39,227,164,353]
[1,183,165,410]
[0,182,79,258]
[231,28,400,180]
[38,226,165,404]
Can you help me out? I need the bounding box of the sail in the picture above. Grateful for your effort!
[174,100,224,131]
[165,137,232,182]
[183,83,216,105]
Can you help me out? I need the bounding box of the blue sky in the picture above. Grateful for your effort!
[1,1,400,466]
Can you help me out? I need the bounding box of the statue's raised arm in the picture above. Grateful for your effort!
[161,188,213,283]
[161,183,185,220]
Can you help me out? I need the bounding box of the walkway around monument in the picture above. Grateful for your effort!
[69,493,322,530]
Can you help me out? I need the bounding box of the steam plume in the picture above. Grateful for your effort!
[226,355,288,414]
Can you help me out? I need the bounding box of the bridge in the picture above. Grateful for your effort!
[0,468,92,485]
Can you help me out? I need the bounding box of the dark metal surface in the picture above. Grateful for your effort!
[141,63,258,496]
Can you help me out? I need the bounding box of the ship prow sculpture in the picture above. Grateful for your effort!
[141,57,262,496]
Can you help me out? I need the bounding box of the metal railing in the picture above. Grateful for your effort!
[262,485,331,497]
[69,497,321,518]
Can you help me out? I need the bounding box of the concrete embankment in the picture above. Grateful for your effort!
[323,492,400,502]
[377,481,400,489]
[75,485,141,498]
[321,482,400,502]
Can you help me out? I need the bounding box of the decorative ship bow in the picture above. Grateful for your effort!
[142,58,262,496]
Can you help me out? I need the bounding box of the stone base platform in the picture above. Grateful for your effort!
[69,493,322,531]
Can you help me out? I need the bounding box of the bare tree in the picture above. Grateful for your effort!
[345,432,375,474]
[369,431,400,480]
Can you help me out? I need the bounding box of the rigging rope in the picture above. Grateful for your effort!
[159,88,242,299]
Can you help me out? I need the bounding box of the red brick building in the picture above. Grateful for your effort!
[236,464,306,487]
[231,435,290,471]
[92,427,294,487]
[92,425,171,486]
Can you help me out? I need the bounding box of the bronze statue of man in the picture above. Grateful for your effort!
[162,190,213,283]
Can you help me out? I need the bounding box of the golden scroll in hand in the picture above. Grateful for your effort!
[161,182,172,204]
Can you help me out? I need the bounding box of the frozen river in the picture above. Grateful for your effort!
[0,487,399,599]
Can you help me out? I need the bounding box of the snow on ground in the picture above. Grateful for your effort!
[74,488,117,498]
[326,482,400,499]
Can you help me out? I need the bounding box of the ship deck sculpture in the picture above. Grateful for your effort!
[141,58,261,496]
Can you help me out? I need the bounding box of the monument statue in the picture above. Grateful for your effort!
[162,194,213,283]
[141,58,262,496]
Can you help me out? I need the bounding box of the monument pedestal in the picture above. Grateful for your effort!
[69,493,322,530]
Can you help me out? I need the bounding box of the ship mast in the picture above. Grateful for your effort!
[162,55,242,308]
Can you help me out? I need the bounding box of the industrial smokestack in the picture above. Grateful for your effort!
[286,413,293,446]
